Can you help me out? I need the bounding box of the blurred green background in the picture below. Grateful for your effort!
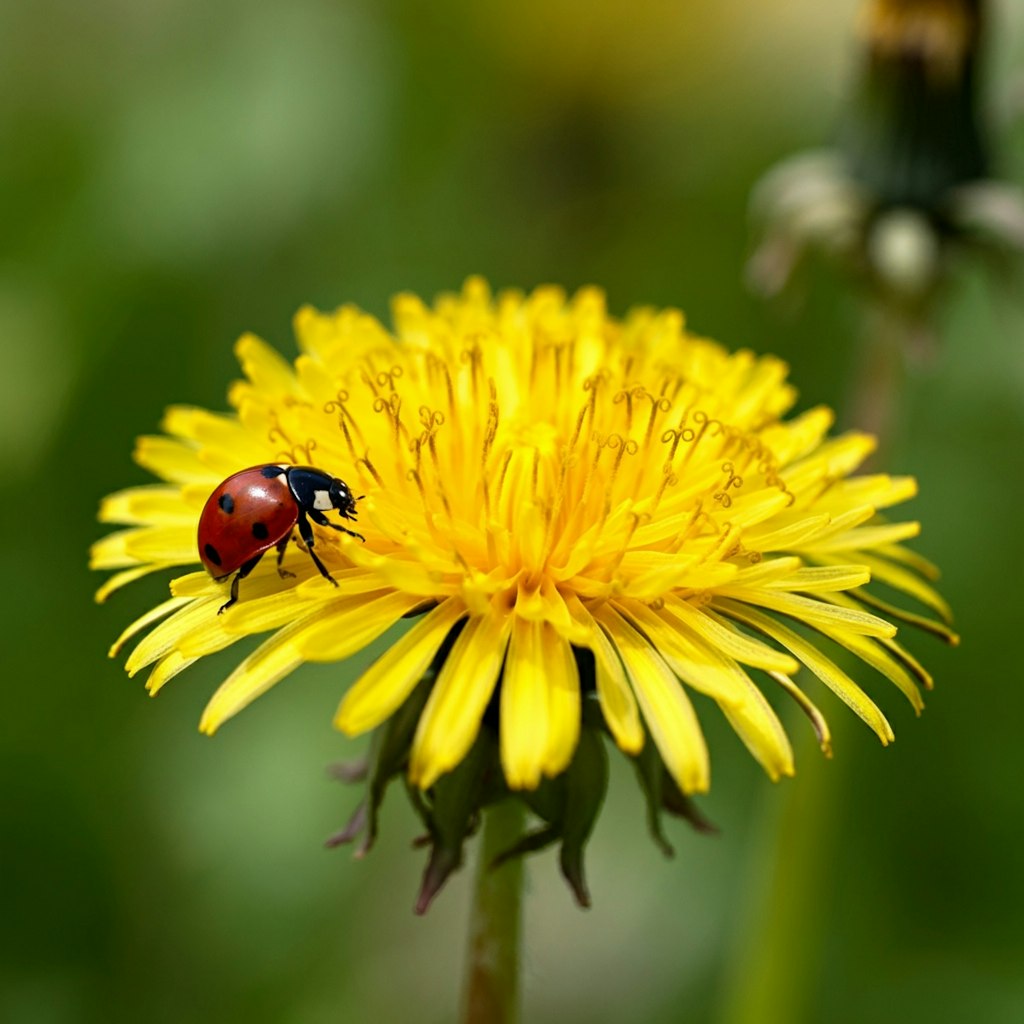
[3,1,1023,1021]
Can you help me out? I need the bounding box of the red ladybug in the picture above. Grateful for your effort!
[197,464,363,613]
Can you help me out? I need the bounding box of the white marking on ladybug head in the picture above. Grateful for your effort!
[313,489,333,511]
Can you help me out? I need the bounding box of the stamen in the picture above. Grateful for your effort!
[460,338,484,404]
[324,390,369,457]
[700,521,741,565]
[355,455,385,489]
[641,391,673,452]
[603,434,639,515]
[479,381,500,471]
[665,502,705,556]
[426,426,453,518]
[267,415,293,450]
[613,387,635,430]
[714,461,745,508]
[601,510,645,579]
[492,448,514,508]
[651,470,679,516]
[376,365,403,392]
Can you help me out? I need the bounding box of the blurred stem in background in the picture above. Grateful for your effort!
[728,1,1012,1021]
[461,799,525,1024]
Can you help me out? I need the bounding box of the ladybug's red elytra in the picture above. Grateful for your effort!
[197,464,364,613]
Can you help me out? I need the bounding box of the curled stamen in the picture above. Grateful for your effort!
[355,455,384,488]
[360,370,381,400]
[406,467,428,502]
[722,461,744,490]
[267,417,293,450]
[284,440,317,465]
[418,406,446,431]
[652,470,679,512]
[323,389,350,415]
[492,448,514,507]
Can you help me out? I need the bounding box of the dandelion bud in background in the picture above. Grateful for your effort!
[749,0,1024,321]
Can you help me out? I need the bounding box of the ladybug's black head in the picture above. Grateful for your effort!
[285,466,361,521]
[327,476,359,518]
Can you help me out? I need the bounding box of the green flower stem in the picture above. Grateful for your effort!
[718,728,839,1024]
[460,798,525,1024]
[720,300,914,1024]
[845,301,922,464]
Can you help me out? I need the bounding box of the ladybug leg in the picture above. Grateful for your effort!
[219,553,263,614]
[275,534,295,579]
[297,509,339,587]
[308,506,365,543]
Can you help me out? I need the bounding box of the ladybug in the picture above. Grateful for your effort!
[197,464,364,613]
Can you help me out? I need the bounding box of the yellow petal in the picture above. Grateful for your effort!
[767,671,832,756]
[765,565,872,593]
[99,486,196,525]
[715,599,894,744]
[819,473,917,512]
[597,606,709,794]
[620,600,794,780]
[717,680,794,782]
[162,406,265,460]
[293,591,429,662]
[146,650,197,696]
[847,589,959,646]
[89,528,143,570]
[541,624,580,778]
[823,626,925,713]
[335,598,467,735]
[806,521,920,553]
[840,553,953,625]
[125,597,221,676]
[235,332,302,396]
[500,618,549,789]
[661,595,799,674]
[744,513,832,553]
[409,612,512,789]
[198,611,328,733]
[761,405,834,463]
[123,525,198,565]
[716,585,896,639]
[109,595,192,657]
[616,600,745,706]
[95,564,173,603]
[566,595,644,755]
[133,436,219,485]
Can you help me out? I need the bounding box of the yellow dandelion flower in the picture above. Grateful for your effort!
[93,278,956,802]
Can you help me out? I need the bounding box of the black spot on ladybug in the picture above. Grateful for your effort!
[261,466,283,479]
[204,543,223,567]
[218,493,235,514]
[251,522,269,540]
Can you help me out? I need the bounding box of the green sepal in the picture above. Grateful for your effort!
[631,731,717,859]
[495,726,608,907]
[414,727,498,914]
[326,671,434,856]
[632,733,676,857]
[557,725,608,908]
